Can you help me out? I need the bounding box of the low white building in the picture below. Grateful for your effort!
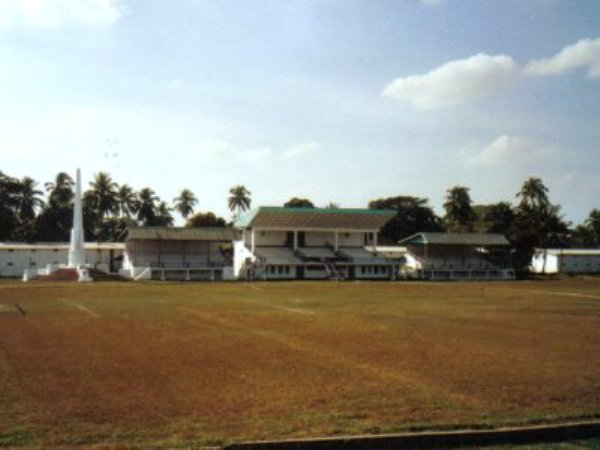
[234,207,397,280]
[531,248,600,274]
[0,242,125,278]
[398,232,515,280]
[121,227,238,281]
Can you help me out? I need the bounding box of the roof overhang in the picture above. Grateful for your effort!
[399,232,510,246]
[236,207,396,231]
[126,227,239,242]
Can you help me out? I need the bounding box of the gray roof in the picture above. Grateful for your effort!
[398,232,510,246]
[127,227,238,242]
[236,207,396,231]
[535,248,600,256]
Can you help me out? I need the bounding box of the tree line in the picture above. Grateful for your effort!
[1,170,599,272]
[0,170,251,242]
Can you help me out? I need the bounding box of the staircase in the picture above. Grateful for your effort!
[324,263,344,281]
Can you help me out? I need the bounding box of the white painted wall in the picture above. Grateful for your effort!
[531,253,559,274]
[234,240,256,278]
[0,246,122,278]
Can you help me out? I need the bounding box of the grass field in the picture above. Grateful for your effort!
[1,278,600,447]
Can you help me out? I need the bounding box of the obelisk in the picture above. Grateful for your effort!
[68,168,86,268]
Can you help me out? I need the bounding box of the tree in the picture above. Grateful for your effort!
[173,188,198,219]
[154,201,174,227]
[137,188,159,226]
[325,201,340,209]
[369,196,443,243]
[228,185,251,219]
[284,197,314,208]
[45,172,74,209]
[117,184,138,218]
[34,172,75,241]
[585,209,600,244]
[16,177,45,222]
[571,209,600,247]
[0,171,20,240]
[89,172,119,219]
[509,178,570,273]
[186,211,227,228]
[474,202,515,234]
[517,177,550,212]
[443,186,475,232]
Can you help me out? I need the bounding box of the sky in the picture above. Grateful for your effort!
[1,0,599,224]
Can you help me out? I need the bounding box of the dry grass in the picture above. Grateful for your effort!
[1,278,600,446]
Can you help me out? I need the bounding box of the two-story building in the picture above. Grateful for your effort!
[233,207,397,280]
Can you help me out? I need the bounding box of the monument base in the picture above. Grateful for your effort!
[77,267,94,283]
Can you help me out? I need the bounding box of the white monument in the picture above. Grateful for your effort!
[68,168,92,282]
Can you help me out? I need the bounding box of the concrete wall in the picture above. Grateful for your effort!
[0,247,121,278]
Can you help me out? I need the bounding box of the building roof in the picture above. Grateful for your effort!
[0,242,125,250]
[236,207,396,231]
[535,248,600,256]
[398,232,510,246]
[126,227,239,242]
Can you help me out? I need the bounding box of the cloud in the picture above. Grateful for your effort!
[184,141,318,165]
[420,0,444,5]
[459,134,554,167]
[281,142,319,160]
[525,38,600,79]
[383,54,520,110]
[0,0,125,29]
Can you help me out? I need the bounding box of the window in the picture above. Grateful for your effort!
[53,249,59,253]
[7,262,13,266]
[278,265,284,274]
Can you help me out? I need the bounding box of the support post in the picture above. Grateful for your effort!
[251,228,256,254]
[293,230,298,251]
[334,230,339,251]
[372,232,378,252]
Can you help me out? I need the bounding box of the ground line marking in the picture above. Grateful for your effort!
[60,299,100,318]
[492,287,600,302]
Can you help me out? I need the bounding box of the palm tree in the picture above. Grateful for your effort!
[517,177,550,212]
[137,188,159,225]
[117,184,138,218]
[173,188,198,219]
[155,201,174,227]
[89,172,119,220]
[0,171,20,240]
[443,185,475,232]
[16,177,45,222]
[44,172,74,209]
[228,185,251,219]
[584,209,600,243]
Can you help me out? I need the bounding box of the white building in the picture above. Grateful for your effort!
[398,232,515,280]
[531,248,600,274]
[0,242,125,278]
[121,227,238,281]
[233,207,397,280]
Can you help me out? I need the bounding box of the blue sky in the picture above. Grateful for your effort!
[1,0,599,224]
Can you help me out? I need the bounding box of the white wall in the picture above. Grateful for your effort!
[0,247,121,278]
[561,255,600,273]
[234,240,256,278]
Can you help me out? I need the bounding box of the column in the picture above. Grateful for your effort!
[293,230,298,251]
[334,230,339,251]
[251,228,256,254]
